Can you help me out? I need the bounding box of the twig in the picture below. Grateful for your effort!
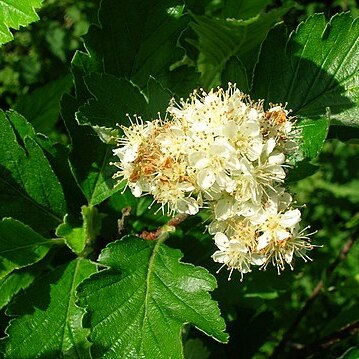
[297,320,359,356]
[139,213,188,240]
[270,229,359,358]
[118,206,132,235]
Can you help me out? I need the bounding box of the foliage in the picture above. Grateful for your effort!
[0,0,358,358]
[0,0,99,116]
[78,237,227,358]
[0,0,43,46]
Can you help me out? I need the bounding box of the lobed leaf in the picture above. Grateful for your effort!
[0,267,38,310]
[61,94,119,206]
[83,0,189,89]
[0,0,43,46]
[78,237,228,359]
[76,73,147,128]
[3,258,96,359]
[76,74,173,129]
[0,110,66,234]
[144,77,174,118]
[0,218,55,279]
[190,7,288,88]
[253,13,359,128]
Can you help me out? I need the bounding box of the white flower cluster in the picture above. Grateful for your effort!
[113,84,313,279]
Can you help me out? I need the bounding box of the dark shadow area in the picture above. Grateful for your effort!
[0,164,60,237]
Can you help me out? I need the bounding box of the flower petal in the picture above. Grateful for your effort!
[197,168,216,189]
[257,233,270,250]
[280,209,301,228]
[214,232,229,250]
[188,151,210,168]
[212,251,229,263]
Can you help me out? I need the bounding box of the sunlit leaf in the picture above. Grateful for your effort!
[56,205,104,255]
[0,267,38,310]
[253,13,359,128]
[78,237,228,358]
[0,0,43,45]
[3,258,96,359]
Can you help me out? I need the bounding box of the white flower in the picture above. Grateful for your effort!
[257,217,296,251]
[213,195,236,221]
[252,152,286,194]
[255,225,314,274]
[252,196,313,273]
[212,232,252,281]
[111,84,313,278]
[189,138,239,192]
[265,106,292,135]
[156,125,189,158]
[256,201,301,251]
[233,158,262,203]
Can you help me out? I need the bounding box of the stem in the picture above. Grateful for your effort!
[139,213,188,240]
[296,320,359,356]
[270,228,359,358]
[50,237,66,245]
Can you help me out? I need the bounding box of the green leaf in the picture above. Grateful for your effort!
[78,237,228,358]
[76,74,173,129]
[222,51,259,93]
[253,13,359,127]
[222,0,273,20]
[340,347,359,359]
[5,109,87,214]
[145,77,174,118]
[71,50,102,103]
[84,0,188,88]
[3,258,96,359]
[0,0,43,46]
[0,266,39,310]
[56,205,104,255]
[0,110,66,234]
[76,73,147,128]
[38,139,87,214]
[190,7,288,88]
[183,338,210,359]
[0,218,56,279]
[61,94,119,206]
[297,118,330,159]
[287,160,319,182]
[15,74,73,134]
